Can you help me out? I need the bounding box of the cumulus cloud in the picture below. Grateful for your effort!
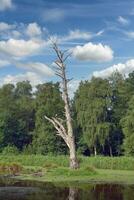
[0,22,20,39]
[68,80,80,98]
[72,42,113,62]
[15,62,54,77]
[0,59,10,67]
[1,72,42,87]
[125,31,134,39]
[62,30,93,41]
[26,23,42,38]
[0,22,44,40]
[0,38,43,58]
[0,60,54,88]
[53,29,104,43]
[0,0,13,11]
[93,59,134,78]
[0,22,15,31]
[117,16,129,25]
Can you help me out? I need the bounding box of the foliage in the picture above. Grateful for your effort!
[0,155,134,170]
[2,145,19,155]
[74,78,113,155]
[0,71,134,156]
[0,81,34,150]
[120,96,134,155]
[32,82,67,155]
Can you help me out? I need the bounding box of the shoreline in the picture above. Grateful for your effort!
[13,168,134,186]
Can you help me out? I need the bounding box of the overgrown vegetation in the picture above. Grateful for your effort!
[1,71,134,157]
[0,155,134,170]
[0,162,22,175]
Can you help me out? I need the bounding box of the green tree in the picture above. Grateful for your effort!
[74,77,112,156]
[0,84,16,149]
[14,81,35,150]
[109,71,134,155]
[0,82,35,151]
[32,82,67,155]
[120,96,134,155]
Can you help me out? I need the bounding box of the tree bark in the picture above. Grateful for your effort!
[94,146,97,156]
[45,42,79,169]
[68,188,78,200]
[109,146,113,157]
[69,136,79,169]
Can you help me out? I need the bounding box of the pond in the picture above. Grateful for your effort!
[0,177,134,200]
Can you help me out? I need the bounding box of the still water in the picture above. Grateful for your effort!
[0,178,134,200]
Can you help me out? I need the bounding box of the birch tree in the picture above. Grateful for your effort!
[45,43,79,169]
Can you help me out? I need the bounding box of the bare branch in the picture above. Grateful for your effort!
[67,78,73,83]
[45,116,69,146]
[55,72,64,79]
[55,60,62,67]
[52,117,67,136]
[63,52,72,62]
[53,43,63,63]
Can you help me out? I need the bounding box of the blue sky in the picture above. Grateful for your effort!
[1,0,134,94]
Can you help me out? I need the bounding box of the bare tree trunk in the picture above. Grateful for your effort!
[45,42,79,169]
[62,60,79,169]
[68,188,78,200]
[94,146,97,156]
[69,137,78,168]
[109,146,113,157]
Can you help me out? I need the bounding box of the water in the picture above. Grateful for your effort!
[0,178,134,200]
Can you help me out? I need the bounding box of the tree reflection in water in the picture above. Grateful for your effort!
[0,178,134,200]
[68,188,78,200]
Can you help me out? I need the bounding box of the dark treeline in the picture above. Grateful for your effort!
[0,71,134,156]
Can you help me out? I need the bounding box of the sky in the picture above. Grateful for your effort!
[1,0,134,95]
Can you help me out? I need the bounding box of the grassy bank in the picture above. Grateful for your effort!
[0,155,134,185]
[0,155,134,170]
[19,169,134,185]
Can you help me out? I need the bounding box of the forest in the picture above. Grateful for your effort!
[0,70,134,157]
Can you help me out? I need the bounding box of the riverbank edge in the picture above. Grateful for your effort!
[13,168,134,186]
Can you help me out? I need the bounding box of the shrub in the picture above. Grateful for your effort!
[2,146,19,155]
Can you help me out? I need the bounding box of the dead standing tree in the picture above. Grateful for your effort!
[45,43,79,169]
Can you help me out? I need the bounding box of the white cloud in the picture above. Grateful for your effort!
[125,31,134,39]
[0,59,10,67]
[117,16,129,25]
[26,23,42,38]
[15,62,54,77]
[0,22,15,31]
[43,8,65,22]
[62,30,93,41]
[1,72,42,87]
[0,0,13,11]
[93,59,134,78]
[11,30,21,38]
[0,22,45,40]
[0,60,54,87]
[68,80,80,98]
[53,29,104,43]
[72,42,113,62]
[0,39,43,58]
[96,30,104,36]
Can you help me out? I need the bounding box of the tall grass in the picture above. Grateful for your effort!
[80,156,134,170]
[0,155,69,167]
[0,155,134,170]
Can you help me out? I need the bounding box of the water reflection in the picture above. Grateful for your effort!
[0,178,134,200]
[69,188,78,200]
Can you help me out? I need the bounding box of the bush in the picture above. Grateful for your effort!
[2,146,19,155]
[22,145,34,155]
